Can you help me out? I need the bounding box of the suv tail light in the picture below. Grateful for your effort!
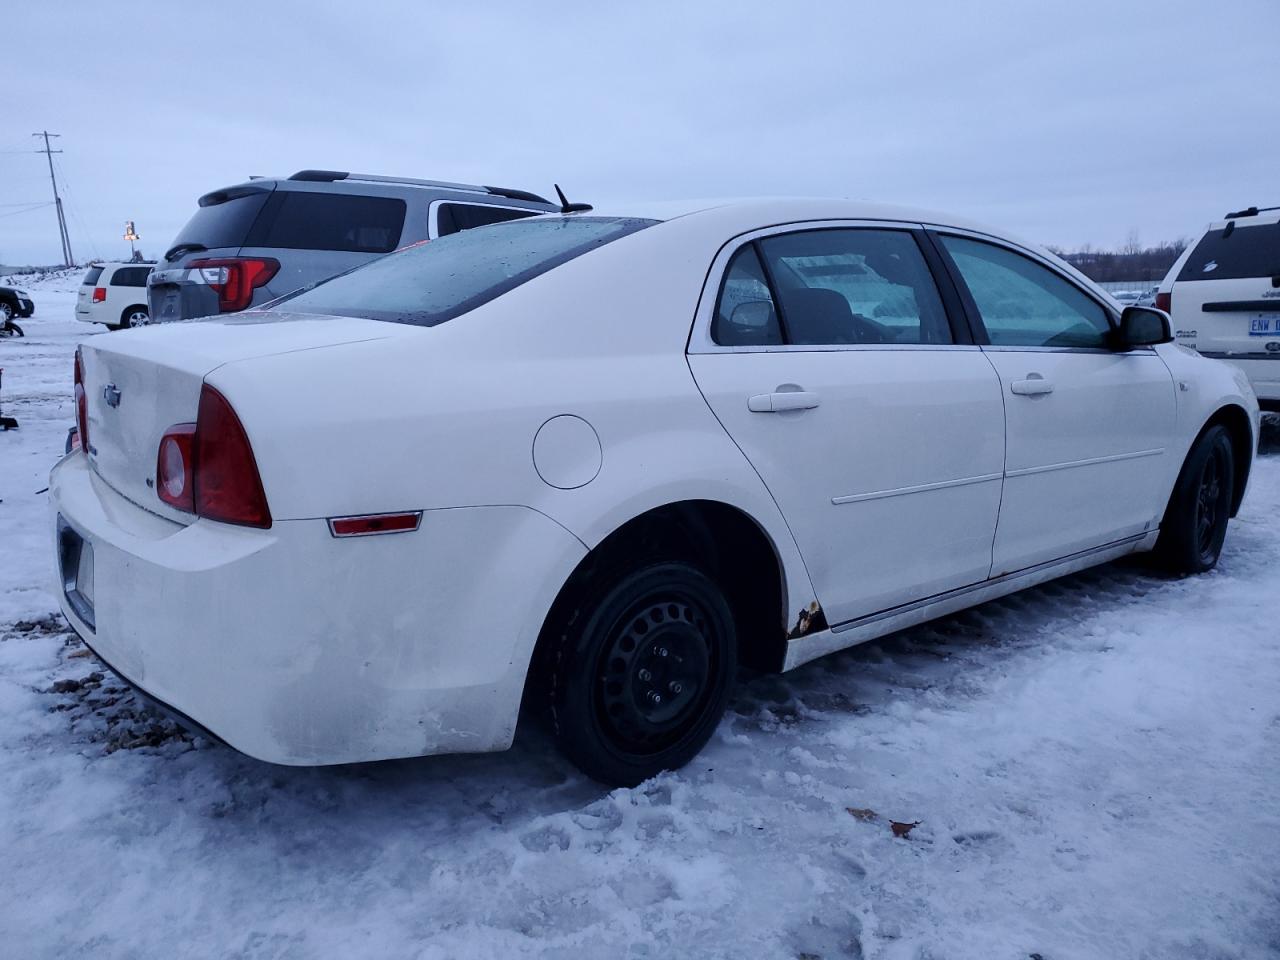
[1155,291,1171,313]
[74,348,89,454]
[155,385,271,528]
[188,257,280,313]
[91,287,107,303]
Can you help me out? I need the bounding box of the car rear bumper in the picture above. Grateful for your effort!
[49,452,586,765]
[1201,354,1280,403]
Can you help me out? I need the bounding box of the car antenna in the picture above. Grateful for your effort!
[554,184,593,214]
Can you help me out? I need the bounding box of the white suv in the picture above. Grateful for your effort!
[1157,205,1280,411]
[76,262,155,330]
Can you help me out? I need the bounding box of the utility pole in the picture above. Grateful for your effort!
[32,131,74,267]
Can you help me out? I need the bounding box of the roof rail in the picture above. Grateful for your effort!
[287,170,550,205]
[1223,204,1280,219]
[485,185,553,205]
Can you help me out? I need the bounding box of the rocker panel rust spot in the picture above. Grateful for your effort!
[788,600,826,639]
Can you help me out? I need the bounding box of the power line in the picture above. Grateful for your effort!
[0,203,53,220]
[32,131,75,267]
[51,154,101,262]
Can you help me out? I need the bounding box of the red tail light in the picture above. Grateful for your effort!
[193,385,271,527]
[156,424,196,511]
[74,349,89,454]
[1155,291,1171,313]
[154,385,271,528]
[188,257,280,313]
[91,286,107,303]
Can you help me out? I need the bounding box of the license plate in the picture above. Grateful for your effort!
[161,291,180,320]
[57,519,96,629]
[1248,313,1280,336]
[76,542,95,607]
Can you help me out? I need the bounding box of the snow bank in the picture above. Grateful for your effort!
[0,289,1277,958]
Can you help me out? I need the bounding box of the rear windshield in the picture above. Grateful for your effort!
[82,266,104,285]
[1177,219,1280,282]
[170,188,272,253]
[270,216,655,326]
[244,191,407,253]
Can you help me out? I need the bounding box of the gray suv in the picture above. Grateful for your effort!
[148,170,556,322]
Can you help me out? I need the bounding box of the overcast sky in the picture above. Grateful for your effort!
[4,0,1276,266]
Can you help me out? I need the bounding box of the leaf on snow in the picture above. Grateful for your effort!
[846,807,879,822]
[890,820,921,839]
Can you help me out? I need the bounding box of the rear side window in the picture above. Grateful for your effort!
[109,267,151,287]
[170,189,272,252]
[436,203,539,237]
[713,246,782,346]
[272,216,655,326]
[941,235,1111,348]
[1176,220,1280,282]
[245,192,407,253]
[82,266,104,285]
[759,229,953,345]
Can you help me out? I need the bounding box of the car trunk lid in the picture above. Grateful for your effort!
[79,312,409,521]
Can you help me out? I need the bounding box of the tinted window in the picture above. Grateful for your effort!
[169,189,271,252]
[273,216,654,326]
[245,192,407,253]
[437,203,539,237]
[109,267,151,287]
[82,266,104,285]
[1176,220,1280,282]
[758,229,952,345]
[941,235,1111,348]
[713,245,782,346]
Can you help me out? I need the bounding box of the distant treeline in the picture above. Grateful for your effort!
[1047,236,1189,284]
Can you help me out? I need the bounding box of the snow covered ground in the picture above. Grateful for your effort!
[2,277,1278,959]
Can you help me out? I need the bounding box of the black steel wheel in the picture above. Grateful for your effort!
[1153,424,1235,573]
[543,561,736,786]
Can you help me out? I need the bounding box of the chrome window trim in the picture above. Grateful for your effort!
[688,218,973,355]
[980,344,1157,356]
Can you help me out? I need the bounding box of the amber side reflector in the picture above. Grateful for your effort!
[328,512,422,538]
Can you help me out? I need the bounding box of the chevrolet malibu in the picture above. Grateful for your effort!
[51,199,1259,786]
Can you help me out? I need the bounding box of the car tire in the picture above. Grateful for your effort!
[121,306,150,329]
[0,302,12,323]
[1152,424,1234,574]
[542,560,737,787]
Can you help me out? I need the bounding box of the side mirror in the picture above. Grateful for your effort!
[730,299,775,329]
[1117,305,1172,348]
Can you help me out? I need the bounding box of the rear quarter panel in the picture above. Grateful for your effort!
[211,220,819,633]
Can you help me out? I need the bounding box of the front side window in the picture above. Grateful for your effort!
[271,216,654,326]
[940,235,1111,348]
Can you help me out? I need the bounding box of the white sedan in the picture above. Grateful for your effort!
[50,199,1260,786]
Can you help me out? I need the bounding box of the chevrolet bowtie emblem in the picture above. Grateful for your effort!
[103,384,122,408]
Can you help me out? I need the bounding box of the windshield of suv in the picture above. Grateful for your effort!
[269,216,656,326]
[1177,219,1280,282]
